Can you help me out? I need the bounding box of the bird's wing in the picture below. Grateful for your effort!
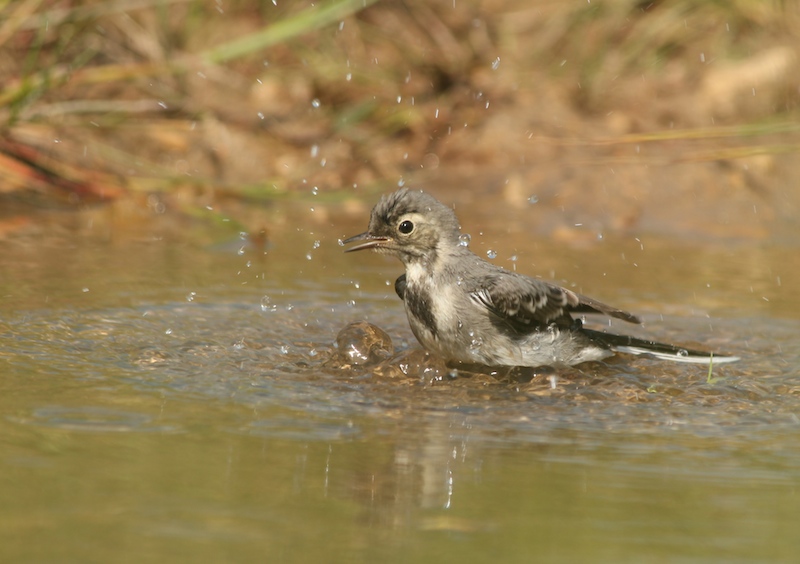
[470,273,640,331]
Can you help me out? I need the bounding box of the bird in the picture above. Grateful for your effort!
[343,188,739,368]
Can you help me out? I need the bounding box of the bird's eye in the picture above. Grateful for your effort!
[398,220,414,234]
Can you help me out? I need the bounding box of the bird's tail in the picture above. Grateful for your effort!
[583,328,740,365]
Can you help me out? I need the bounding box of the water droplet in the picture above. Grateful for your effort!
[397,178,405,187]
[310,145,319,158]
[491,57,500,70]
[346,300,356,307]
[528,195,539,204]
[677,349,689,357]
[596,232,604,240]
[165,328,173,335]
[311,186,318,196]
[487,249,497,259]
[237,246,245,256]
[337,238,344,247]
[186,291,196,302]
[458,234,471,247]
[309,348,318,357]
[353,281,360,289]
[280,345,289,354]
[311,99,321,108]
[305,253,312,260]
[260,296,271,311]
[312,240,321,249]
[468,333,483,351]
[345,72,352,81]
[257,111,264,120]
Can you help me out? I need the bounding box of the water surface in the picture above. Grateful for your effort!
[0,199,798,562]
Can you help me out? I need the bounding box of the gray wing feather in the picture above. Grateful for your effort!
[470,273,640,330]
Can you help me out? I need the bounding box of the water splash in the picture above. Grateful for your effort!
[468,331,483,351]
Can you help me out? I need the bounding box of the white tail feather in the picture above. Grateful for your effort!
[613,345,740,365]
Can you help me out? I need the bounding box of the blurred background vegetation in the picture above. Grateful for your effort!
[0,0,798,238]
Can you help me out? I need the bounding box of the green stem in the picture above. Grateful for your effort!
[202,0,381,65]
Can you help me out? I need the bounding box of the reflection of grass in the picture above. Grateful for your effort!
[706,354,719,385]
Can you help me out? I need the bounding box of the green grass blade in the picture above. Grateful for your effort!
[202,0,381,65]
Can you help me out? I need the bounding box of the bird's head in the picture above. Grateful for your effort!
[343,188,461,265]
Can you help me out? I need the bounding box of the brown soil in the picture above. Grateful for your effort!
[1,1,798,241]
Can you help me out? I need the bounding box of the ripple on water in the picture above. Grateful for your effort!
[15,406,178,433]
[3,301,799,443]
[237,417,361,441]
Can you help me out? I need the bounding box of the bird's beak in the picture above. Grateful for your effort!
[342,232,391,253]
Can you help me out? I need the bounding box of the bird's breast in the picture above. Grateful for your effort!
[402,264,485,362]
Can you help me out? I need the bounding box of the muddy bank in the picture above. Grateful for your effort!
[0,1,798,240]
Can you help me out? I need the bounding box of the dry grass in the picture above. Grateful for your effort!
[0,0,798,227]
